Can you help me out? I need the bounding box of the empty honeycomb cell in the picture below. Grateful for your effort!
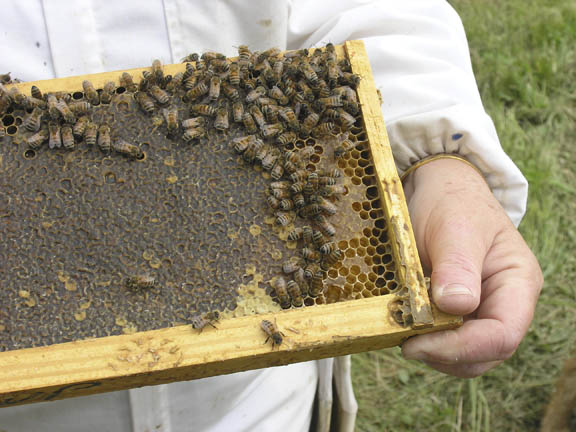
[359,237,369,247]
[310,154,320,164]
[356,247,366,256]
[358,158,369,168]
[366,186,378,200]
[23,149,36,160]
[295,141,305,149]
[314,296,325,305]
[314,145,323,154]
[349,238,360,248]
[363,256,373,266]
[365,280,375,290]
[384,271,395,281]
[362,201,371,211]
[382,254,393,264]
[351,177,362,186]
[378,231,388,243]
[305,139,315,146]
[348,158,358,168]
[359,210,369,220]
[358,273,367,283]
[361,176,375,187]
[346,274,357,284]
[369,210,380,219]
[366,246,376,256]
[374,265,385,276]
[306,163,316,171]
[361,289,373,298]
[15,117,22,126]
[333,260,343,269]
[343,283,354,296]
[72,92,84,100]
[284,143,295,150]
[344,168,354,177]
[360,150,371,160]
[374,218,386,229]
[370,199,381,209]
[363,227,372,237]
[328,269,338,278]
[376,245,387,255]
[354,167,364,177]
[304,298,315,307]
[2,115,15,127]
[353,282,363,291]
[356,131,367,141]
[339,266,349,276]
[6,126,17,135]
[115,86,126,94]
[350,149,361,159]
[375,277,386,288]
[338,240,349,249]
[387,281,398,291]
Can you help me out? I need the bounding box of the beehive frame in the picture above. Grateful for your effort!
[0,41,461,407]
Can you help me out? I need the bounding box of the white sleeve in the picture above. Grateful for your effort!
[287,0,528,226]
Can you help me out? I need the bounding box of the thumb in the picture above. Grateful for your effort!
[426,210,491,315]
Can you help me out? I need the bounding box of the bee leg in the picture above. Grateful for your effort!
[208,322,218,329]
[264,336,270,345]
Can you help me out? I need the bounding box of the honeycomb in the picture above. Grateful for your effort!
[0,45,401,352]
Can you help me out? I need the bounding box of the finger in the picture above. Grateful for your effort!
[421,360,502,379]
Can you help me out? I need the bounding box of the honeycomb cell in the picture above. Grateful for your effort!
[343,283,354,296]
[379,231,389,243]
[358,273,367,283]
[337,159,347,169]
[376,245,387,255]
[366,186,378,200]
[356,247,366,256]
[338,266,349,277]
[365,281,375,290]
[384,271,395,281]
[350,265,361,275]
[285,143,295,150]
[2,115,15,127]
[327,269,338,278]
[346,274,357,284]
[364,165,375,176]
[361,289,372,298]
[306,163,316,171]
[15,117,22,126]
[305,139,315,146]
[344,168,354,177]
[359,237,369,247]
[363,227,372,237]
[362,201,371,211]
[351,176,361,186]
[345,248,356,258]
[348,158,358,168]
[375,277,386,288]
[350,149,360,159]
[72,91,84,100]
[366,246,376,256]
[369,210,379,220]
[374,218,386,229]
[351,202,361,212]
[358,158,369,168]
[314,145,323,154]
[310,154,320,164]
[361,176,374,187]
[115,86,126,94]
[304,297,315,307]
[368,273,377,283]
[354,167,364,177]
[295,140,305,149]
[6,125,17,135]
[315,296,326,305]
[387,281,398,291]
[359,210,369,220]
[382,254,393,264]
[370,199,381,209]
[356,131,367,141]
[363,256,373,266]
[338,241,349,250]
[23,149,36,160]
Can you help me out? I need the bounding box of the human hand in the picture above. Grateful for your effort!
[400,158,543,378]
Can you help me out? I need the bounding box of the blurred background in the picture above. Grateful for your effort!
[353,0,576,430]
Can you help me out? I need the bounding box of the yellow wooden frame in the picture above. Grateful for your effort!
[0,41,461,407]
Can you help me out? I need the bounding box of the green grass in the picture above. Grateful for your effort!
[353,0,576,430]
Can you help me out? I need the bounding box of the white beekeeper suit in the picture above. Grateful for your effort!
[0,0,527,431]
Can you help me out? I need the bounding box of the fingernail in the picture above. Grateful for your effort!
[403,350,428,361]
[437,283,472,298]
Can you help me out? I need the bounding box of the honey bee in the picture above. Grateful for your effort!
[30,85,43,100]
[246,86,267,104]
[237,45,251,61]
[97,124,111,153]
[232,135,254,154]
[82,80,100,105]
[190,104,217,117]
[287,281,303,307]
[327,59,339,85]
[181,53,199,63]
[318,197,338,215]
[27,127,49,149]
[162,107,179,133]
[134,91,156,114]
[125,275,156,289]
[278,107,299,131]
[84,121,98,146]
[208,76,221,101]
[318,95,343,109]
[166,72,184,93]
[71,116,89,139]
[293,193,305,208]
[289,170,309,184]
[263,104,279,123]
[309,271,324,297]
[314,215,336,237]
[151,59,164,83]
[302,225,314,244]
[181,117,204,129]
[271,188,291,200]
[304,263,320,279]
[279,199,294,211]
[319,185,347,197]
[229,62,240,86]
[68,101,92,115]
[311,229,324,246]
[301,247,322,262]
[311,122,336,138]
[267,195,281,210]
[214,106,229,131]
[277,131,297,146]
[318,176,337,186]
[261,319,285,349]
[61,125,75,150]
[120,72,138,93]
[148,85,170,105]
[210,58,230,72]
[55,100,76,123]
[48,122,61,149]
[319,241,336,255]
[191,311,220,332]
[8,86,26,107]
[183,74,198,90]
[300,60,318,84]
[185,82,209,101]
[272,277,291,309]
[100,81,116,104]
[242,112,258,134]
[268,86,289,105]
[221,81,239,101]
[261,123,283,138]
[337,108,356,129]
[46,94,60,120]
[300,112,320,137]
[182,127,206,143]
[270,181,292,191]
[232,101,244,123]
[23,107,44,132]
[339,72,361,88]
[275,211,292,227]
[242,136,263,164]
[319,168,342,179]
[247,105,265,129]
[270,162,284,180]
[283,48,309,59]
[283,257,302,274]
[321,249,343,270]
[261,149,281,171]
[112,139,143,159]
